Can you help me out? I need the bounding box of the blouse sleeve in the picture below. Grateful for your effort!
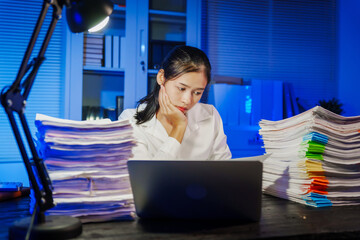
[129,131,181,160]
[119,109,181,160]
[209,107,232,160]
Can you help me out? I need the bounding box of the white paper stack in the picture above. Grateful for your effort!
[33,114,136,222]
[259,106,360,207]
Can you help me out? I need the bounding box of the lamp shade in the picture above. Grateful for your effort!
[66,0,114,33]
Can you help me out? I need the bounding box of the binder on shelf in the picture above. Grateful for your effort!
[84,44,103,50]
[113,36,120,69]
[85,34,124,70]
[84,59,103,67]
[83,53,103,59]
[104,35,112,68]
[84,33,104,67]
[84,37,104,45]
[84,48,103,54]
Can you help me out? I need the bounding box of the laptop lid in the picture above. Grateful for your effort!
[127,155,266,221]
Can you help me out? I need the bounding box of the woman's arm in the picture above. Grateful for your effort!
[129,133,181,160]
[119,109,182,160]
[209,107,232,160]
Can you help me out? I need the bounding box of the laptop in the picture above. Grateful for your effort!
[127,155,267,221]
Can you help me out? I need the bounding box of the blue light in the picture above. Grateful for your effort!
[245,95,252,114]
[74,12,82,24]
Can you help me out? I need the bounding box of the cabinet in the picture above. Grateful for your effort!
[81,4,126,121]
[65,0,201,121]
[124,0,201,110]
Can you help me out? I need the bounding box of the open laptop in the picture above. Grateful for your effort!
[127,155,267,221]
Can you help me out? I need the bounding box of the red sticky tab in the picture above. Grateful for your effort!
[310,185,328,191]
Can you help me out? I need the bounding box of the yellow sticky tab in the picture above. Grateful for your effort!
[305,159,324,171]
[304,159,325,179]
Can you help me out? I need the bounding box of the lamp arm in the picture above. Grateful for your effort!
[0,0,66,223]
[3,107,54,220]
[10,2,50,93]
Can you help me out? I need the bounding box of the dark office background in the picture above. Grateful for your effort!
[0,0,359,184]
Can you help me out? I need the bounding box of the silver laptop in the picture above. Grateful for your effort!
[127,155,267,221]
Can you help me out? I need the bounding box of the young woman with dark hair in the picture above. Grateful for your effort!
[119,46,231,160]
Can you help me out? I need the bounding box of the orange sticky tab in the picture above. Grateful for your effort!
[312,177,329,185]
[309,189,328,195]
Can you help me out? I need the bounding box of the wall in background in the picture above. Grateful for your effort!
[0,1,66,186]
[202,0,337,110]
[201,0,340,157]
[338,0,360,116]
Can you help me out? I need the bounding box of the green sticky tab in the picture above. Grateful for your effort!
[307,141,325,153]
[301,141,325,154]
[305,153,324,161]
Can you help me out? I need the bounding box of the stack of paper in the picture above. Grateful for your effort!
[33,114,136,222]
[259,106,360,207]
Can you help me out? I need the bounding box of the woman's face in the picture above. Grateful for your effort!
[163,71,208,114]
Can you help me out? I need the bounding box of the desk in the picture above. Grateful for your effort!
[1,194,360,240]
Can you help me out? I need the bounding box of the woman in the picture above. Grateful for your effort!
[119,46,231,160]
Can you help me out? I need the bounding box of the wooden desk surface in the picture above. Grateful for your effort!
[1,194,360,240]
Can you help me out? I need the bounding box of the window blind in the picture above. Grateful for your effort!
[202,0,337,108]
[0,1,65,162]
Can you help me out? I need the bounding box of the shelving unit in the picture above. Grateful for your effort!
[83,66,125,73]
[146,1,187,92]
[149,10,186,17]
[66,0,201,120]
[81,4,126,121]
[148,3,186,68]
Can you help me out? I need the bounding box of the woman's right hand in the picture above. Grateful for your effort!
[159,85,188,127]
[158,85,187,143]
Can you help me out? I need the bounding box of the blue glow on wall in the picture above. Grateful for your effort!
[204,0,337,111]
[245,95,252,114]
[338,0,360,116]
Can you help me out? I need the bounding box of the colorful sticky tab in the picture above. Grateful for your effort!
[305,153,324,161]
[303,132,329,145]
[302,192,332,207]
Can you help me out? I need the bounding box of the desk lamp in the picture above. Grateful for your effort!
[0,0,113,239]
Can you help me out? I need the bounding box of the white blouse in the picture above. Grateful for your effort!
[119,103,232,160]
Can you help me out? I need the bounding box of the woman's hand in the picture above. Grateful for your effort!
[158,85,187,143]
[159,85,188,127]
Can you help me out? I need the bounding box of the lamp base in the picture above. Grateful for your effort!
[9,215,82,240]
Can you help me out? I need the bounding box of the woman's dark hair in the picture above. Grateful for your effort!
[134,45,211,125]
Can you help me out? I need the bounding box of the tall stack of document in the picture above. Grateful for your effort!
[33,114,136,222]
[259,106,360,207]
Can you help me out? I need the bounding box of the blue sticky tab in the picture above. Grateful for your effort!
[303,132,329,145]
[302,193,332,207]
